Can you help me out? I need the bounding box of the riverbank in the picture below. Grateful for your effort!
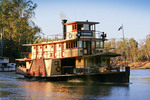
[128,61,150,69]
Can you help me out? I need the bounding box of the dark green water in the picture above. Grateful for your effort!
[0,70,150,100]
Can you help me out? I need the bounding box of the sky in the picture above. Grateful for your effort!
[32,0,150,42]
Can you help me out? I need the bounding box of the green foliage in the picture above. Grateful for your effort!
[105,35,150,62]
[0,0,41,59]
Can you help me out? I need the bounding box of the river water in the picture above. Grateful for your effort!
[0,70,150,100]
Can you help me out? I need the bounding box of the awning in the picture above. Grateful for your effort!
[84,52,121,57]
[15,58,33,61]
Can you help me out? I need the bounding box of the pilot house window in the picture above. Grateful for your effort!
[72,24,77,30]
[83,24,89,30]
[77,24,89,30]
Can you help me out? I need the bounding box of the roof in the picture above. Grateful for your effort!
[22,39,78,46]
[65,21,99,25]
[85,52,121,57]
[15,58,33,61]
[22,38,105,46]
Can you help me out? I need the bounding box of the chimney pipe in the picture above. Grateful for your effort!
[62,19,67,39]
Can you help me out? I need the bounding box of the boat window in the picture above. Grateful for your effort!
[83,24,89,30]
[69,43,70,48]
[73,42,75,48]
[73,41,77,48]
[45,45,47,49]
[84,41,86,48]
[59,44,61,48]
[71,42,73,48]
[54,61,59,65]
[75,41,77,47]
[77,24,83,30]
[40,46,42,49]
[66,42,78,49]
[66,43,68,49]
[78,58,81,62]
[96,41,100,47]
[92,41,95,48]
[100,41,104,48]
[73,25,74,30]
[72,24,77,30]
[75,24,76,29]
[90,24,94,30]
[79,41,82,48]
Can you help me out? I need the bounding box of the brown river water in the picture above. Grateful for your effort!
[0,69,150,100]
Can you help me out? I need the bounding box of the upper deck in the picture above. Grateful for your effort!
[20,20,107,60]
[63,20,100,40]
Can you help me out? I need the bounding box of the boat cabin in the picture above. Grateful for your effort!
[16,20,120,77]
[0,57,16,72]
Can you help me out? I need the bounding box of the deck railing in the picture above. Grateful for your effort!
[72,65,125,74]
[44,31,105,42]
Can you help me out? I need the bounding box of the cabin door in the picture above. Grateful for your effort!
[83,41,91,55]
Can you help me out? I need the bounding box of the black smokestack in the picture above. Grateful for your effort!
[62,19,67,39]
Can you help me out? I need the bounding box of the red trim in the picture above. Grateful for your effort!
[60,56,82,59]
[72,29,77,32]
[65,21,99,25]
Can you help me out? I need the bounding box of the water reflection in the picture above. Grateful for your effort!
[3,71,150,99]
[13,81,127,100]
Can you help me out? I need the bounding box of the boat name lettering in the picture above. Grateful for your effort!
[81,32,92,36]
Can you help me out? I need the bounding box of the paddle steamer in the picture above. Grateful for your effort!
[16,20,130,83]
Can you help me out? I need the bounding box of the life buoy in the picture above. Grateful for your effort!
[56,66,61,72]
[68,33,72,38]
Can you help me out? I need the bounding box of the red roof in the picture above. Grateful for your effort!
[65,21,99,25]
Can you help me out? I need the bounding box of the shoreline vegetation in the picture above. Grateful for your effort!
[111,61,150,69]
[114,61,150,69]
[128,61,150,69]
[106,37,150,69]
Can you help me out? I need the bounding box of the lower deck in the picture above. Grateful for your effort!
[16,51,127,83]
[24,69,130,83]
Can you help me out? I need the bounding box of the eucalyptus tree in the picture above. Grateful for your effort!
[128,38,139,62]
[0,0,41,58]
[140,34,150,61]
